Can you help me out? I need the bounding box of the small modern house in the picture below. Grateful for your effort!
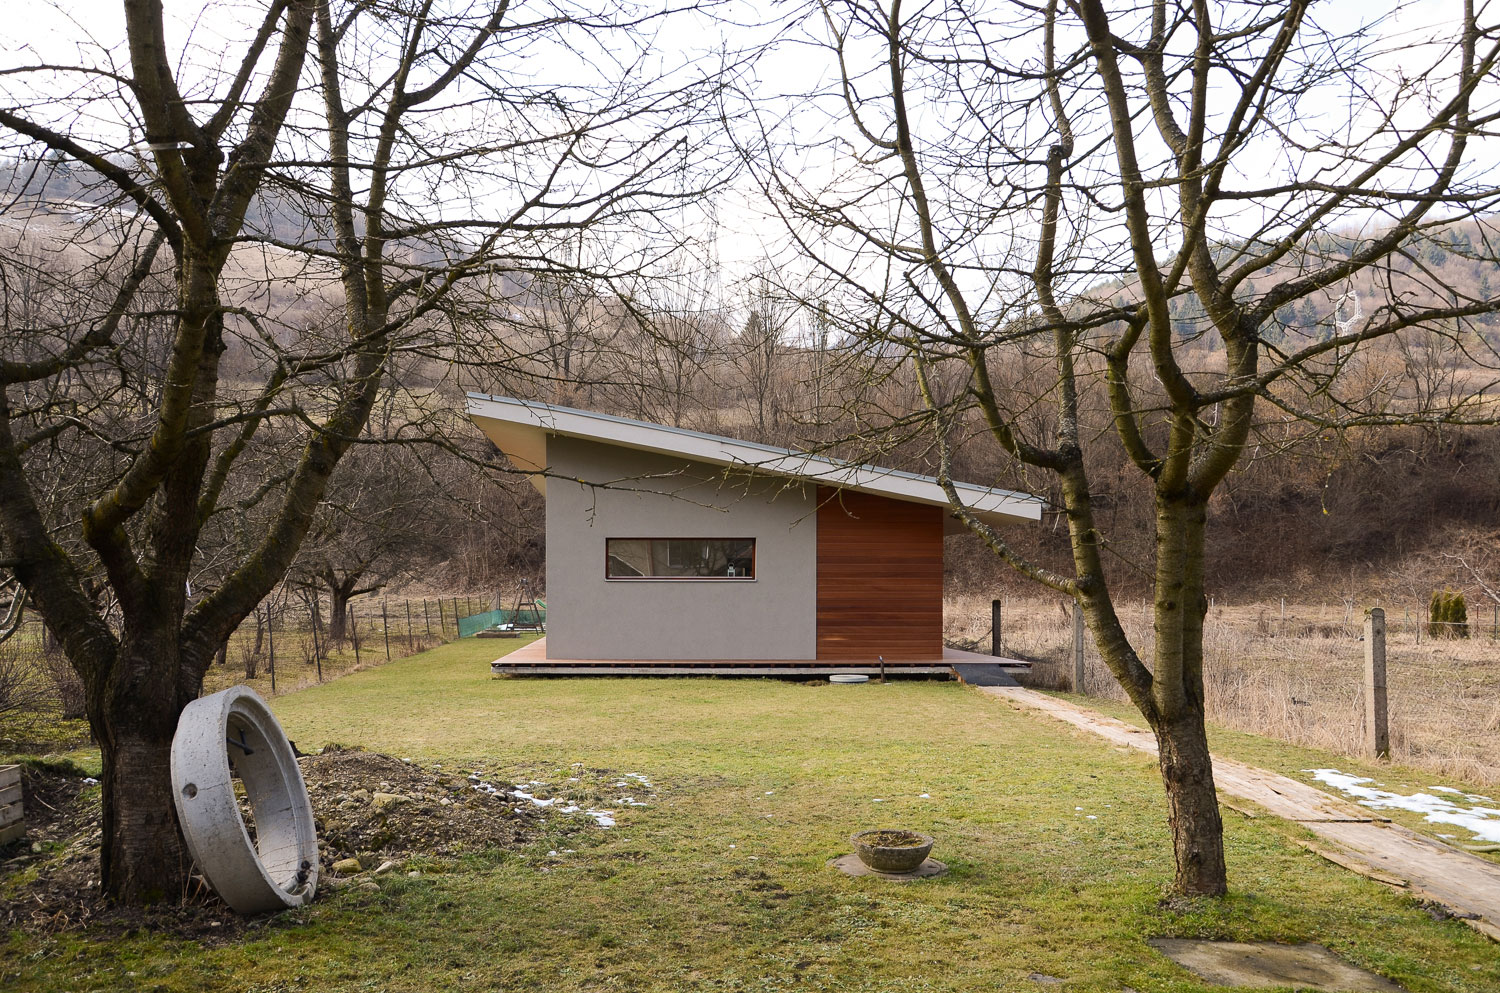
[467,394,1042,673]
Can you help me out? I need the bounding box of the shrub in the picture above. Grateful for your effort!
[1428,589,1470,639]
[0,643,44,717]
[38,646,86,719]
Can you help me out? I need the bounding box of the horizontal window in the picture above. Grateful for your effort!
[606,538,755,580]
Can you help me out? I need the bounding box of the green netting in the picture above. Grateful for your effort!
[457,603,546,638]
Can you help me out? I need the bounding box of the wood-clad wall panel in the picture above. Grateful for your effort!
[816,487,943,659]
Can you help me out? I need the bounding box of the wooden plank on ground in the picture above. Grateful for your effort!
[0,764,19,791]
[0,782,21,807]
[0,801,23,828]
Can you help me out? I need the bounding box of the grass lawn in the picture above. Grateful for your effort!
[5,636,1499,991]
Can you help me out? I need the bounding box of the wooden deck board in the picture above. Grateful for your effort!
[488,638,1020,676]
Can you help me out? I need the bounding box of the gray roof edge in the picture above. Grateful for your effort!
[466,393,1045,518]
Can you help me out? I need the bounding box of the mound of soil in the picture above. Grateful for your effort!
[301,746,545,864]
[1,747,630,939]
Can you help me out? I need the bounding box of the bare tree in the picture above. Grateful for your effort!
[0,0,720,904]
[749,0,1500,895]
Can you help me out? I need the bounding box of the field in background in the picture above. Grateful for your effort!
[946,595,1500,787]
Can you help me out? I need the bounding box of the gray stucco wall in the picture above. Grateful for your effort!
[544,436,817,660]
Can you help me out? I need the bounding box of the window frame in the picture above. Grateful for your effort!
[604,537,757,581]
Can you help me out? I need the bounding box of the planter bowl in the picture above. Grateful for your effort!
[850,829,934,873]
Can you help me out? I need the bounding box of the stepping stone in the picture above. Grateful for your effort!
[1148,939,1404,991]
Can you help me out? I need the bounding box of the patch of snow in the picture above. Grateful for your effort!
[872,798,885,803]
[586,809,616,828]
[82,777,98,785]
[1075,806,1083,811]
[1086,815,1097,820]
[765,791,775,796]
[624,772,653,787]
[1307,769,1500,843]
[919,793,931,799]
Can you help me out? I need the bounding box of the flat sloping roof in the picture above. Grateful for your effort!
[467,394,1043,528]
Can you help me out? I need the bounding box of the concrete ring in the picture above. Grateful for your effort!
[170,685,319,913]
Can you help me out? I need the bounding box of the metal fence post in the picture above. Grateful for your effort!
[267,607,276,694]
[1365,607,1389,759]
[350,605,360,666]
[991,598,1002,657]
[1072,601,1086,695]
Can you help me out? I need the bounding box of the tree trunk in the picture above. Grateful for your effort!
[100,731,189,903]
[328,583,350,642]
[1153,713,1227,897]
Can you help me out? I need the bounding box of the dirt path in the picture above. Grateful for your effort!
[973,685,1500,943]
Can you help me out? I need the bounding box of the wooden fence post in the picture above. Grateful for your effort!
[406,600,414,653]
[1365,607,1389,760]
[383,599,391,660]
[1072,601,1086,695]
[424,598,432,637]
[991,598,1002,657]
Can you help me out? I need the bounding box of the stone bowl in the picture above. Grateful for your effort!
[850,829,934,874]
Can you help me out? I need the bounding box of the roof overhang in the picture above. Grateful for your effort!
[467,393,1044,530]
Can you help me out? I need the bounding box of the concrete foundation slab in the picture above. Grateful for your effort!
[1148,939,1404,991]
[828,853,948,880]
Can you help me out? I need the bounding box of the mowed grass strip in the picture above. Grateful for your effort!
[5,636,1497,992]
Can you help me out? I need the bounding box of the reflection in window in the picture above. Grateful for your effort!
[606,538,755,579]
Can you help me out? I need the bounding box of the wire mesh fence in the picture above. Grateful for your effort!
[0,591,510,740]
[945,594,1500,787]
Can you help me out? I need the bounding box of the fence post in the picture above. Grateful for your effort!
[308,597,321,663]
[383,599,391,660]
[453,597,460,634]
[424,598,432,637]
[1364,607,1389,760]
[406,600,414,653]
[991,598,1003,657]
[350,605,360,666]
[267,608,276,694]
[1072,601,1086,695]
[438,597,447,638]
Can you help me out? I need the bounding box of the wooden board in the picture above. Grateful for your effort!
[0,764,18,791]
[0,782,20,807]
[815,487,943,659]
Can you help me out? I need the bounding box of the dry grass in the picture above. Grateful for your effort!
[946,594,1500,787]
